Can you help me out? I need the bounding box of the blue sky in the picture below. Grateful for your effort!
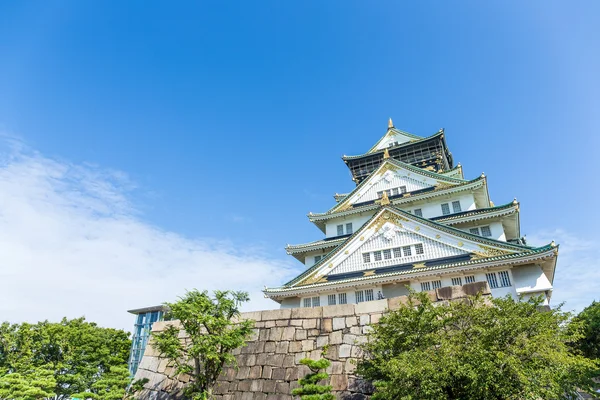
[0,2,598,329]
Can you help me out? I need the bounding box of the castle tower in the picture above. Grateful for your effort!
[264,121,558,308]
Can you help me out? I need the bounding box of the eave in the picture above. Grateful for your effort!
[343,130,443,161]
[285,235,349,262]
[366,127,425,154]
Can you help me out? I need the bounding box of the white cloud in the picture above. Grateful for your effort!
[527,229,600,313]
[0,136,298,331]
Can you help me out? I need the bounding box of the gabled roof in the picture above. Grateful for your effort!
[439,163,464,179]
[285,235,349,262]
[366,120,425,154]
[342,129,444,161]
[265,206,557,297]
[333,193,349,203]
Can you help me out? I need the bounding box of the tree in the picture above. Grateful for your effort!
[292,346,334,400]
[573,300,600,360]
[0,318,132,400]
[357,292,600,400]
[152,290,254,400]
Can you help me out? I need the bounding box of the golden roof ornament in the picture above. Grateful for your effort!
[388,118,394,129]
[383,148,390,159]
[380,191,391,205]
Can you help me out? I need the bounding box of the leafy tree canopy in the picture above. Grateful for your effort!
[152,289,254,400]
[573,300,600,360]
[0,317,131,400]
[357,292,600,400]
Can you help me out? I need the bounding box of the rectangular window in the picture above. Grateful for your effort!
[328,294,336,306]
[432,280,442,289]
[377,191,383,199]
[403,246,412,257]
[303,298,311,308]
[452,277,462,286]
[400,186,407,194]
[383,249,392,260]
[415,243,424,255]
[420,282,431,291]
[391,188,399,196]
[312,296,320,307]
[486,273,499,289]
[393,247,402,258]
[452,201,462,213]
[362,253,371,263]
[386,189,392,196]
[315,255,322,263]
[498,271,511,287]
[365,289,374,302]
[414,208,423,217]
[465,275,476,284]
[469,228,480,235]
[338,293,347,304]
[346,223,353,235]
[441,203,451,215]
[480,226,492,237]
[355,290,365,303]
[337,225,344,236]
[373,251,382,261]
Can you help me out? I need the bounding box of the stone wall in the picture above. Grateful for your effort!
[134,282,490,400]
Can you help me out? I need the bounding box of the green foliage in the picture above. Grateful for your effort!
[572,300,600,360]
[0,317,132,400]
[357,292,600,400]
[152,290,254,400]
[292,347,334,400]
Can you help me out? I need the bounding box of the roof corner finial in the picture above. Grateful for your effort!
[388,118,394,129]
[481,172,486,178]
[551,240,557,248]
[383,148,390,159]
[380,191,391,206]
[512,197,518,205]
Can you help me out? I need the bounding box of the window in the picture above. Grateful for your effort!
[400,186,407,194]
[312,296,320,307]
[452,277,463,286]
[441,203,451,215]
[363,253,371,263]
[377,191,383,199]
[480,226,492,237]
[499,271,511,287]
[355,290,365,303]
[420,282,431,291]
[403,246,412,257]
[469,228,480,235]
[303,298,311,308]
[328,294,336,306]
[365,289,374,302]
[415,243,424,255]
[338,293,347,304]
[465,275,476,284]
[393,247,402,258]
[414,208,423,217]
[486,272,499,289]
[432,280,442,289]
[452,201,462,213]
[337,225,344,236]
[374,251,382,261]
[383,249,392,260]
[346,223,353,235]
[315,255,322,263]
[391,188,399,196]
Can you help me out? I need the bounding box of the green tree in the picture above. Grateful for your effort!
[573,300,600,360]
[357,292,600,400]
[152,290,254,400]
[0,318,132,400]
[292,346,334,400]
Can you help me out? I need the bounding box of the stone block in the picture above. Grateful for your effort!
[323,303,355,318]
[256,352,268,365]
[329,361,343,374]
[267,353,285,367]
[301,339,314,351]
[261,308,292,321]
[250,379,263,392]
[283,354,295,367]
[308,329,321,337]
[265,320,276,328]
[262,365,273,379]
[345,358,357,373]
[463,281,491,296]
[339,344,352,358]
[371,313,383,324]
[316,335,329,348]
[291,307,323,319]
[295,329,307,340]
[288,341,302,353]
[359,314,370,326]
[249,365,262,379]
[290,319,304,327]
[236,366,250,380]
[275,341,289,354]
[259,329,270,341]
[436,285,465,300]
[302,319,317,329]
[263,379,276,393]
[355,298,387,315]
[329,330,343,345]
[240,310,262,322]
[269,327,284,341]
[282,326,296,340]
[309,349,322,360]
[237,380,251,392]
[346,316,358,327]
[322,318,333,332]
[271,367,286,380]
[343,334,357,345]
[275,319,290,327]
[275,382,290,394]
[326,344,339,361]
[330,374,348,391]
[264,341,276,353]
[332,317,346,331]
[285,367,298,381]
[351,345,362,358]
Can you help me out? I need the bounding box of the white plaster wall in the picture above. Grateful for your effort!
[280,297,301,309]
[351,170,434,204]
[511,264,553,294]
[298,285,384,308]
[302,249,333,267]
[398,193,476,219]
[325,213,374,238]
[459,221,507,241]
[373,133,412,150]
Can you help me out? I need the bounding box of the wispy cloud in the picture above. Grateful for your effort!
[527,229,599,313]
[0,136,297,331]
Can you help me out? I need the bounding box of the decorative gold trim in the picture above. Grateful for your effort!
[388,118,394,129]
[370,210,408,232]
[363,270,376,277]
[337,202,353,212]
[413,263,426,269]
[376,162,398,177]
[344,250,349,254]
[470,245,513,259]
[415,226,420,232]
[360,236,364,241]
[435,234,441,239]
[383,148,390,159]
[377,191,391,206]
[458,241,464,247]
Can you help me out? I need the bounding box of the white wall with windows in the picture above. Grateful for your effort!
[398,193,477,220]
[325,213,373,238]
[299,285,384,308]
[459,221,506,242]
[511,264,553,295]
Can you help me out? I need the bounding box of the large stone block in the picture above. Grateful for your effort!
[291,307,323,319]
[332,317,346,331]
[355,298,387,315]
[282,327,296,340]
[463,281,491,296]
[239,311,262,322]
[330,374,348,391]
[329,330,343,345]
[339,344,352,358]
[323,304,355,318]
[261,308,292,321]
[322,318,333,332]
